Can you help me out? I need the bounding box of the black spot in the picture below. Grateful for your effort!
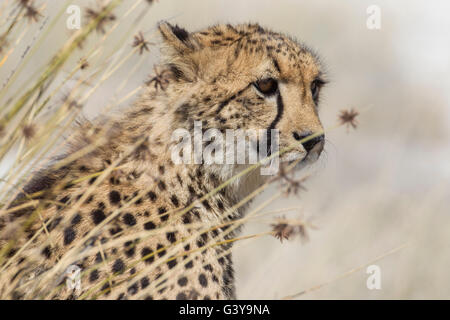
[91,209,106,225]
[170,195,179,207]
[196,239,204,248]
[89,270,99,282]
[158,207,168,221]
[188,185,196,195]
[144,221,156,230]
[176,292,187,300]
[135,196,143,205]
[192,210,201,220]
[185,261,193,269]
[85,195,94,204]
[156,244,166,257]
[124,241,135,257]
[100,283,111,296]
[41,246,51,258]
[109,226,123,236]
[147,191,157,202]
[158,165,165,174]
[204,264,213,272]
[63,227,76,245]
[166,232,176,243]
[59,196,70,205]
[202,199,211,210]
[47,217,62,231]
[71,213,82,225]
[157,180,166,191]
[141,247,154,264]
[178,277,188,287]
[95,252,103,263]
[112,259,125,274]
[182,213,191,224]
[63,182,74,190]
[122,213,136,226]
[140,277,150,289]
[167,257,177,269]
[199,274,208,287]
[187,290,199,300]
[109,190,121,205]
[197,233,208,248]
[176,174,183,185]
[127,283,138,295]
[217,200,224,210]
[204,295,211,300]
[88,176,97,185]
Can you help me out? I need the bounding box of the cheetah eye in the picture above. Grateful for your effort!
[253,78,278,96]
[311,78,325,103]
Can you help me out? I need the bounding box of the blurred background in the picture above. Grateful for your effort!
[1,0,449,299]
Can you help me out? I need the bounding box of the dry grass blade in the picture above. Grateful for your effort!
[282,243,408,299]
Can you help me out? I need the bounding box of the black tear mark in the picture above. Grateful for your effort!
[265,92,284,156]
[272,57,281,73]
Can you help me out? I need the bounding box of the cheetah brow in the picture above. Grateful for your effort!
[216,84,252,114]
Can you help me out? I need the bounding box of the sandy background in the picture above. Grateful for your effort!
[1,0,449,299]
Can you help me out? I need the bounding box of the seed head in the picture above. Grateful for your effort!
[79,58,89,70]
[16,0,31,8]
[274,163,308,197]
[132,32,151,55]
[0,37,8,55]
[22,123,37,140]
[145,66,174,91]
[338,108,359,131]
[271,216,313,243]
[24,3,41,23]
[271,218,295,243]
[86,6,116,34]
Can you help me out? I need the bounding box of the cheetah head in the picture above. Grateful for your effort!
[157,22,326,173]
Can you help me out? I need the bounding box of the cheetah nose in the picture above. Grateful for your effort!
[292,131,325,153]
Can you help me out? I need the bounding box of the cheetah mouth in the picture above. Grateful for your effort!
[284,149,321,168]
[282,151,307,164]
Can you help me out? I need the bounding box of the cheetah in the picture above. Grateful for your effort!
[0,22,326,300]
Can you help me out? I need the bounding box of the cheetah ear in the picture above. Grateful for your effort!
[158,21,198,53]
